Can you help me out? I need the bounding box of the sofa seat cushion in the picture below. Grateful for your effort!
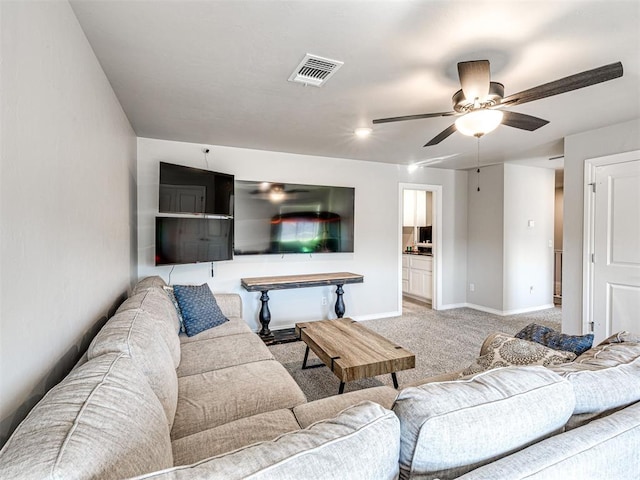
[136,402,400,480]
[179,315,251,343]
[393,366,575,480]
[0,353,173,480]
[456,401,640,480]
[293,385,398,428]
[172,409,301,466]
[177,332,274,377]
[87,309,179,427]
[549,341,640,420]
[171,360,307,441]
[117,287,181,366]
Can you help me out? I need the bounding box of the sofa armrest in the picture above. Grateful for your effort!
[213,293,242,318]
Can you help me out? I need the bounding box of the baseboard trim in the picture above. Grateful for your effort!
[437,303,469,311]
[464,303,557,316]
[502,304,556,315]
[353,311,402,322]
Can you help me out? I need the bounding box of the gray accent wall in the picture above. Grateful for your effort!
[0,1,137,446]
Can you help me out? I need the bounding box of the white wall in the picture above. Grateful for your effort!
[503,164,555,313]
[554,186,563,249]
[466,164,505,311]
[466,163,554,314]
[563,118,640,334]
[0,1,137,445]
[138,138,469,329]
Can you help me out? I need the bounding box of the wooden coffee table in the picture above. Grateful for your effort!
[294,318,415,394]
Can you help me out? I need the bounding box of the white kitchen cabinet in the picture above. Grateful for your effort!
[402,254,432,301]
[403,189,427,227]
[402,255,409,292]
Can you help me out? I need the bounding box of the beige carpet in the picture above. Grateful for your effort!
[268,298,562,401]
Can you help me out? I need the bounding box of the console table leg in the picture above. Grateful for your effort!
[335,284,345,318]
[258,290,272,337]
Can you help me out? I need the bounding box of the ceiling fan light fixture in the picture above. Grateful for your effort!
[354,127,372,138]
[455,109,504,137]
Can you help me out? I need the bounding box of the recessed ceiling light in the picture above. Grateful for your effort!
[354,127,372,138]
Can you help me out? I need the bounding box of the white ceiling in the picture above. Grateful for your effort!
[69,0,640,170]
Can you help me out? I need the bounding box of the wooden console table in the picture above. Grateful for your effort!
[240,272,364,338]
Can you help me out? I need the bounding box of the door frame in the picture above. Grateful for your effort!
[582,149,640,334]
[398,183,443,311]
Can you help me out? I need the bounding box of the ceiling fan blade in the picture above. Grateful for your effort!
[424,124,457,147]
[500,61,623,107]
[458,60,491,102]
[373,111,456,124]
[501,111,549,131]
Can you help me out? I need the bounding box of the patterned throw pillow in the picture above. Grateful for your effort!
[172,284,228,337]
[462,333,576,377]
[163,286,186,333]
[515,323,594,356]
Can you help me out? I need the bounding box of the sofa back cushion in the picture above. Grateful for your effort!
[88,309,179,427]
[393,366,575,480]
[135,402,400,480]
[0,353,172,480]
[455,401,640,480]
[132,275,168,294]
[549,333,640,419]
[117,287,181,366]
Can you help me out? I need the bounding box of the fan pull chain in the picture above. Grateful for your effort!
[476,136,481,192]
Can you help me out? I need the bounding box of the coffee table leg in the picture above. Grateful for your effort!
[391,372,399,389]
[339,382,345,394]
[301,345,325,370]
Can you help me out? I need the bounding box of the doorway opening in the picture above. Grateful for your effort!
[399,183,443,313]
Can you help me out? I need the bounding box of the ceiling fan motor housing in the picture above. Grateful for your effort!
[453,82,504,112]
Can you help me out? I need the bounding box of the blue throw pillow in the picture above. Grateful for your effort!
[172,284,228,337]
[515,323,594,356]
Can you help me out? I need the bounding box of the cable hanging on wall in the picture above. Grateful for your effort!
[202,147,211,170]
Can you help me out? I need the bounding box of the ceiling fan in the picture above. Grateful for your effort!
[372,60,623,146]
[249,182,309,202]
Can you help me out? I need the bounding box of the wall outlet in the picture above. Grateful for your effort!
[321,297,328,306]
[469,283,475,292]
[529,286,534,294]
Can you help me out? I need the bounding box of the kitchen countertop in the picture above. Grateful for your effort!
[403,251,433,256]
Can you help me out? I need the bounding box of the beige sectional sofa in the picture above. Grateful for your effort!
[1,276,639,479]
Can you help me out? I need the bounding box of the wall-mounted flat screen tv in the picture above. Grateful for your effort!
[155,217,233,265]
[234,180,354,255]
[159,162,234,216]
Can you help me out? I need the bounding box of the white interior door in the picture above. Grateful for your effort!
[592,157,640,342]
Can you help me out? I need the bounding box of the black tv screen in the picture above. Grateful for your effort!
[234,181,354,255]
[155,217,233,265]
[159,162,234,216]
